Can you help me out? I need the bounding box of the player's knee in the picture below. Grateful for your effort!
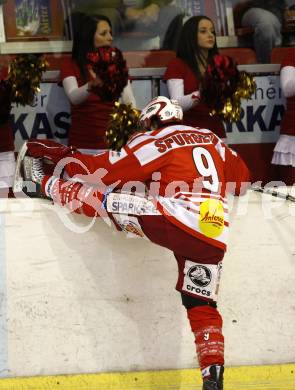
[181,293,217,309]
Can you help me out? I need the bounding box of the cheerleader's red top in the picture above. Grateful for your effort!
[60,57,113,149]
[163,57,226,139]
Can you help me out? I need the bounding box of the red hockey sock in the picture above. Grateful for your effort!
[27,139,76,163]
[187,305,224,375]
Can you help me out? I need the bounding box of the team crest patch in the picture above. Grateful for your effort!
[199,199,224,238]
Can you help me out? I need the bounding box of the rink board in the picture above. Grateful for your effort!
[0,364,294,390]
[0,190,294,381]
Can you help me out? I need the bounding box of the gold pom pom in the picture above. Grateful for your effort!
[210,71,256,122]
[105,102,141,150]
[8,54,49,106]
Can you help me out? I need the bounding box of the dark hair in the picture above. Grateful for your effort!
[176,15,218,80]
[71,12,112,80]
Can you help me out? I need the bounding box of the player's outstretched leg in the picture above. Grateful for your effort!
[26,139,76,163]
[14,140,77,196]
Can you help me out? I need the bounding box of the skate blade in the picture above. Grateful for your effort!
[13,141,28,193]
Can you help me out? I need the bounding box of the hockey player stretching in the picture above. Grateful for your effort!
[17,96,250,389]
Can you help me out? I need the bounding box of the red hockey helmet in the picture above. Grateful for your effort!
[139,96,183,130]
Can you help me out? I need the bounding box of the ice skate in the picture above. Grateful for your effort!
[13,141,45,197]
[202,365,224,390]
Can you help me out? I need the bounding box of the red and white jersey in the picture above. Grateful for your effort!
[66,124,250,250]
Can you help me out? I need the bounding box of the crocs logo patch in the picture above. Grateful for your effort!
[188,265,212,288]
